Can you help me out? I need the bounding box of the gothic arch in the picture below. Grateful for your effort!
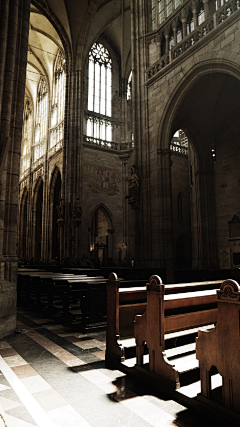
[157,59,240,271]
[88,204,114,230]
[18,187,29,260]
[88,204,115,262]
[31,0,72,71]
[32,177,44,260]
[158,59,240,153]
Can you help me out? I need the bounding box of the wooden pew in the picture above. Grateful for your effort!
[105,273,221,389]
[134,275,218,389]
[196,279,240,419]
[62,278,107,329]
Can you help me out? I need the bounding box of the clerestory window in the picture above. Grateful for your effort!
[35,78,48,145]
[50,52,65,149]
[34,78,48,161]
[51,53,66,127]
[127,71,132,101]
[87,42,112,142]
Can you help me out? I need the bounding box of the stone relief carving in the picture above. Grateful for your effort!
[125,165,140,209]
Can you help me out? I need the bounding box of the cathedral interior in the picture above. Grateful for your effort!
[0,0,240,425]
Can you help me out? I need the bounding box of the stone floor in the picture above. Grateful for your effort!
[0,309,228,427]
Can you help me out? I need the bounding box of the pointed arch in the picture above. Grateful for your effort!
[88,204,115,263]
[33,177,44,260]
[18,188,29,260]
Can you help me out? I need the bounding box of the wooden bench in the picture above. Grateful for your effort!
[105,273,222,389]
[62,278,107,330]
[196,279,240,419]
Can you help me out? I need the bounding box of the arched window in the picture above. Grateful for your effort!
[21,99,32,174]
[166,0,173,17]
[34,78,48,161]
[51,53,66,127]
[198,6,205,25]
[50,52,65,148]
[158,0,165,24]
[127,71,132,101]
[87,42,112,142]
[152,0,157,30]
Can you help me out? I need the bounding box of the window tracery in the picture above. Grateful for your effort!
[127,71,132,101]
[34,78,48,161]
[87,42,112,142]
[51,53,66,128]
[21,99,33,174]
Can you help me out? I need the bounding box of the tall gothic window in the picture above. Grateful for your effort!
[50,53,65,148]
[51,53,66,127]
[127,71,132,101]
[158,0,165,24]
[34,78,48,161]
[87,42,112,142]
[21,99,33,174]
[152,0,157,30]
[166,0,173,17]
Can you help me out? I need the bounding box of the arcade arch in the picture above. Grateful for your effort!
[159,68,240,271]
[89,205,114,265]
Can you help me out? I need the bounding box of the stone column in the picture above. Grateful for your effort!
[191,1,198,29]
[62,70,82,262]
[181,10,188,38]
[158,149,174,282]
[156,32,162,57]
[202,0,209,19]
[172,20,178,46]
[164,26,170,53]
[0,0,31,337]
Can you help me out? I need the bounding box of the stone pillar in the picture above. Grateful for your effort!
[0,0,31,337]
[62,70,82,262]
[172,20,178,46]
[191,1,198,29]
[164,26,170,53]
[181,11,188,38]
[158,149,174,282]
[202,0,209,19]
[156,33,162,58]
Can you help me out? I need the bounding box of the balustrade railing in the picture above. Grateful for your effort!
[146,0,240,81]
[50,121,64,149]
[48,139,63,158]
[83,135,132,151]
[31,154,45,171]
[170,142,188,155]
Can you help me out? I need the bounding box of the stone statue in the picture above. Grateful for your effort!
[121,243,127,262]
[125,165,140,209]
[74,198,82,220]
